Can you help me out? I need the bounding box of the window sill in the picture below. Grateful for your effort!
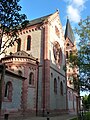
[28,85,35,88]
[3,97,12,102]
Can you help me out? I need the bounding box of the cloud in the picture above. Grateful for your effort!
[64,0,87,23]
[72,0,85,7]
[67,5,81,23]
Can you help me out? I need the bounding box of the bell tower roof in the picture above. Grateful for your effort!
[65,18,75,44]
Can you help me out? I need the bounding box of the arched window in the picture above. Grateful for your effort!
[60,81,63,96]
[70,50,72,56]
[29,72,34,85]
[59,48,62,64]
[55,26,60,37]
[17,38,21,51]
[27,35,31,50]
[51,73,53,78]
[66,51,68,59]
[4,81,12,100]
[54,78,57,94]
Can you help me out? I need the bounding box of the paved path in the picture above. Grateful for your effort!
[1,114,77,120]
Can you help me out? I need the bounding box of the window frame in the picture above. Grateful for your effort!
[4,81,13,101]
[54,78,57,94]
[27,35,31,51]
[29,72,34,85]
[17,38,21,52]
[60,81,63,96]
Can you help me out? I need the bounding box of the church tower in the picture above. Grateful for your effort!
[65,18,80,114]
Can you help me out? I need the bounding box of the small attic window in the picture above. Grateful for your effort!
[51,73,53,78]
[18,70,22,76]
[6,66,8,68]
[9,52,12,55]
[67,43,69,46]
[55,26,60,37]
[58,76,60,80]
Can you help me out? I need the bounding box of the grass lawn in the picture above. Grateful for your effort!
[85,112,90,120]
[70,111,90,120]
[70,118,77,120]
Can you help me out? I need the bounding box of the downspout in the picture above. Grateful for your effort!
[42,27,45,117]
[36,59,39,116]
[65,42,68,112]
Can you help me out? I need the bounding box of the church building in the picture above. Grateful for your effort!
[0,10,79,118]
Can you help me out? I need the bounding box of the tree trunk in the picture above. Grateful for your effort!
[0,64,5,118]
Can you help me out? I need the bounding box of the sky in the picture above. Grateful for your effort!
[19,0,90,28]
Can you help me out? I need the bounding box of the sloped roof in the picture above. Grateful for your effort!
[1,51,37,61]
[6,69,26,79]
[12,50,36,60]
[27,14,52,27]
[65,19,75,44]
[0,63,26,79]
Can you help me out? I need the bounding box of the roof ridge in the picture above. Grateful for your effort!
[30,13,52,22]
[27,11,59,26]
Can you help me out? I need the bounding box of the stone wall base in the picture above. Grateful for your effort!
[0,108,77,119]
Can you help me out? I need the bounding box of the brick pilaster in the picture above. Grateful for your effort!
[21,65,28,112]
[42,23,50,116]
[44,60,50,110]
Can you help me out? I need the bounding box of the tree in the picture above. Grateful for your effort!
[0,64,5,117]
[76,16,90,91]
[0,0,29,54]
[82,94,90,110]
[0,0,28,117]
[74,16,90,91]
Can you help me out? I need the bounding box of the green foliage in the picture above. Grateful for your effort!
[74,16,90,91]
[86,112,90,120]
[0,1,29,111]
[63,65,67,71]
[69,51,79,67]
[70,112,90,120]
[82,94,90,110]
[0,0,29,54]
[75,17,90,75]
